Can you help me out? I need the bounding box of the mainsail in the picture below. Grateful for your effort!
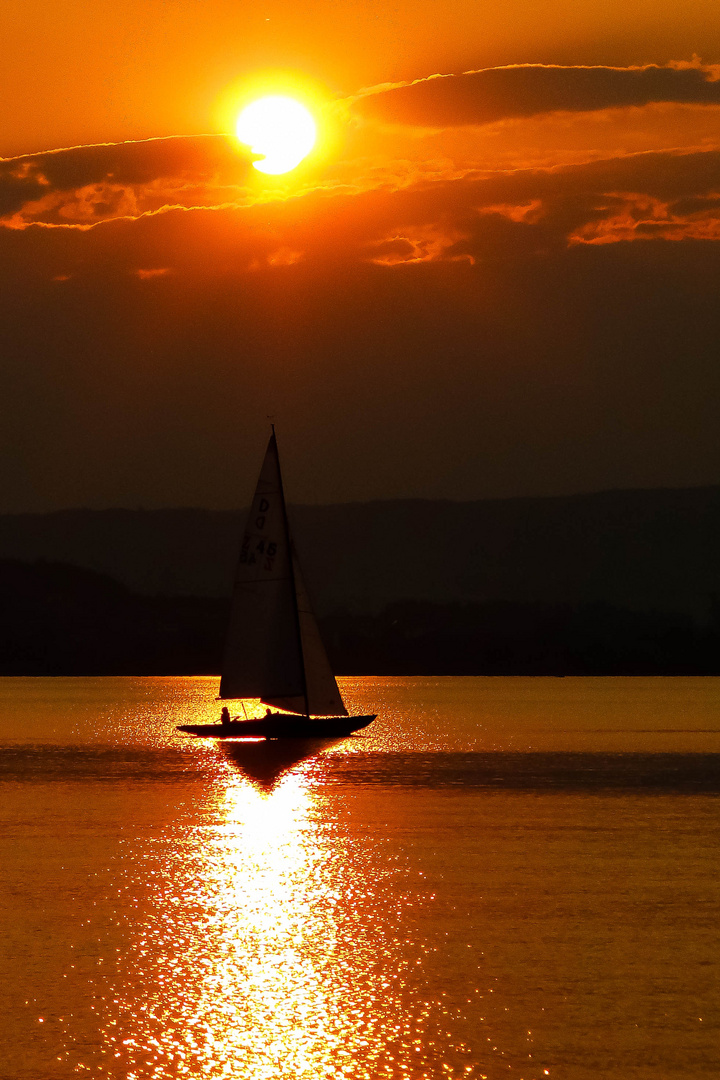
[219,432,348,717]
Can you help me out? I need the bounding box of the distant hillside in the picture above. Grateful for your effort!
[1,486,720,618]
[0,560,224,675]
[2,560,719,676]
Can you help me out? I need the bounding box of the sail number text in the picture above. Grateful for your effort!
[239,499,277,570]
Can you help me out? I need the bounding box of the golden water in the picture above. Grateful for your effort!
[1,677,719,1078]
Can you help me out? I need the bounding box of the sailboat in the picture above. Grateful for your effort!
[178,430,377,739]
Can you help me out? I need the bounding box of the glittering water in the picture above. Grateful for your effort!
[1,676,719,1079]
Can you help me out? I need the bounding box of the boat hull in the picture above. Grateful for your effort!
[177,713,377,739]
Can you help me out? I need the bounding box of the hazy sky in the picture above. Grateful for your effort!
[1,1,720,509]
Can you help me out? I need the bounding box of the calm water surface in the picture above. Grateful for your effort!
[1,676,719,1079]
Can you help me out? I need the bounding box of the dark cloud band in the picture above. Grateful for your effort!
[355,63,720,127]
[0,135,251,220]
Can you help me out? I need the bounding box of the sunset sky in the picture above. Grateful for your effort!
[2,0,720,510]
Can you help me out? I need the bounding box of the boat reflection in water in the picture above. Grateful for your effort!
[219,737,342,790]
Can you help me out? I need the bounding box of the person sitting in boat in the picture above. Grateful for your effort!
[220,706,231,725]
[264,707,273,718]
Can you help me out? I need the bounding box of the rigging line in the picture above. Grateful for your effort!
[272,426,310,720]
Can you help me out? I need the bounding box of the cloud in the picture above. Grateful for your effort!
[209,146,720,262]
[0,131,719,511]
[3,84,719,243]
[0,135,253,224]
[355,62,720,128]
[3,139,720,276]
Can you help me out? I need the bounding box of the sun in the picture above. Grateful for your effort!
[236,96,317,175]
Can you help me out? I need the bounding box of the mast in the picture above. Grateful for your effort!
[273,425,310,720]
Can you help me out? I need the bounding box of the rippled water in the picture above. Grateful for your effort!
[1,676,719,1079]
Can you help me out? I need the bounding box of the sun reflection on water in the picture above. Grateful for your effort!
[3,678,717,1080]
[105,759,480,1079]
[179,772,341,1077]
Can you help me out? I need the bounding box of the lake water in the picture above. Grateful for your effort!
[1,676,719,1079]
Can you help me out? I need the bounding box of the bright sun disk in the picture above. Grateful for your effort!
[236,96,317,175]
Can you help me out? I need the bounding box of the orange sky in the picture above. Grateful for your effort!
[2,2,720,511]
[2,0,720,154]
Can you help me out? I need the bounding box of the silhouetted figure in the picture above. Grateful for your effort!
[220,706,231,725]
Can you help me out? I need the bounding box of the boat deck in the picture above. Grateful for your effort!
[177,713,377,739]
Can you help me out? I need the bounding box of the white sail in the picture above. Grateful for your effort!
[220,431,347,718]
[219,434,304,702]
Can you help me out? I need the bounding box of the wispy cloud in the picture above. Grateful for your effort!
[0,135,253,226]
[1,80,719,259]
[2,147,719,289]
